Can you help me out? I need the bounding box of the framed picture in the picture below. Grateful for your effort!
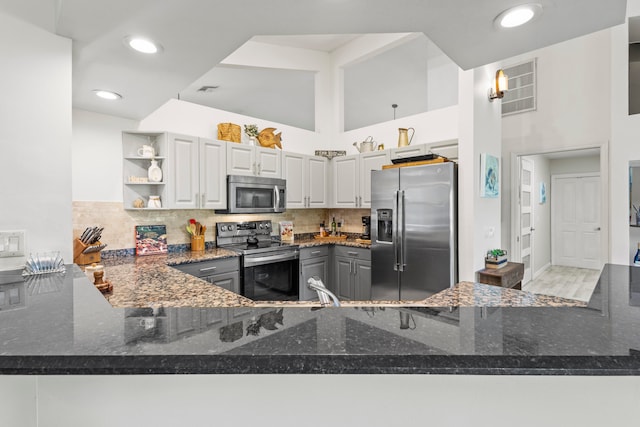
[539,181,547,204]
[480,153,499,198]
[135,225,168,256]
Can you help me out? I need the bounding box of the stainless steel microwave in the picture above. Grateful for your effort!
[217,175,286,214]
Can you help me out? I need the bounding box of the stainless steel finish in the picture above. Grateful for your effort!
[199,266,217,273]
[307,276,341,307]
[371,162,457,301]
[398,189,405,272]
[219,175,286,214]
[311,250,322,255]
[243,250,299,267]
[393,190,400,272]
[347,251,358,256]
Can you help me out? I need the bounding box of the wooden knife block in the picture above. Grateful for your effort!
[73,238,102,265]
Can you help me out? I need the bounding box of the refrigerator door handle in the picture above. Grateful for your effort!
[398,190,405,272]
[393,190,399,271]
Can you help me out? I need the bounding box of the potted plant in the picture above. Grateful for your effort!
[244,124,259,145]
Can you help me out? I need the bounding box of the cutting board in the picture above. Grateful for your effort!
[382,157,446,169]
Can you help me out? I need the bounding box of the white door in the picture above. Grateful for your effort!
[282,152,305,208]
[332,155,359,208]
[199,138,227,209]
[518,158,534,284]
[359,150,390,208]
[307,156,328,208]
[226,144,255,176]
[552,174,601,269]
[166,133,199,209]
[255,146,282,178]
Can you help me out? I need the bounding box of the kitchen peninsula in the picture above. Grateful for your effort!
[2,259,640,375]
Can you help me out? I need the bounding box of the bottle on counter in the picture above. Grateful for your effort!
[331,217,337,236]
[635,243,640,266]
[320,223,326,237]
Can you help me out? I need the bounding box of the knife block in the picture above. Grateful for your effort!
[73,238,102,265]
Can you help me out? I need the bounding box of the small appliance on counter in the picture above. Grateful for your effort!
[361,216,371,240]
[73,226,107,265]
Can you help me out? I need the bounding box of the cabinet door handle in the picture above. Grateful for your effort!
[195,193,199,207]
[201,193,205,207]
[348,251,359,256]
[257,163,262,176]
[311,250,321,255]
[355,196,358,206]
[199,266,217,273]
[359,196,362,207]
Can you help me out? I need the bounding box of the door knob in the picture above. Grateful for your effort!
[595,227,601,231]
[530,227,535,231]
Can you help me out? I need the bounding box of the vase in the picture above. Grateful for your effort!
[148,159,162,182]
[191,235,204,252]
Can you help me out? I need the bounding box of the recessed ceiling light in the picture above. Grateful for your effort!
[124,36,163,54]
[495,4,543,29]
[93,90,122,100]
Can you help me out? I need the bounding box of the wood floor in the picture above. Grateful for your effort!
[522,265,601,302]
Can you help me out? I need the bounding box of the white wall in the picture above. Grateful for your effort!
[611,1,640,264]
[549,155,600,175]
[138,99,326,155]
[72,109,138,202]
[501,29,612,258]
[457,65,502,281]
[0,12,72,270]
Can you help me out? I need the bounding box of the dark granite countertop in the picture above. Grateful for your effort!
[1,263,640,375]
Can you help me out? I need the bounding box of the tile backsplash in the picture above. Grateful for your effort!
[73,201,369,250]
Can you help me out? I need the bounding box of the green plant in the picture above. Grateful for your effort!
[244,124,259,138]
[486,249,507,259]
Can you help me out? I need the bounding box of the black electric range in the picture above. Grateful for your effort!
[216,220,299,301]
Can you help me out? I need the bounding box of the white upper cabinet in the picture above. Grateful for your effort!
[227,144,281,178]
[359,150,391,208]
[307,156,329,208]
[166,134,227,209]
[331,151,390,208]
[282,151,328,209]
[199,138,227,209]
[332,155,360,208]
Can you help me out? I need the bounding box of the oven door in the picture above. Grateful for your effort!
[242,251,299,301]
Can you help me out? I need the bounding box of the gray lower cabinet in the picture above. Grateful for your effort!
[299,246,330,301]
[173,257,240,294]
[331,246,371,301]
[169,257,242,338]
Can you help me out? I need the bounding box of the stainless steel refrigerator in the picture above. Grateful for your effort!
[371,162,457,300]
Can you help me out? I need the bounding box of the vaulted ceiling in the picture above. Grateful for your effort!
[0,0,627,125]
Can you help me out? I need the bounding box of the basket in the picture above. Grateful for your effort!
[217,123,241,143]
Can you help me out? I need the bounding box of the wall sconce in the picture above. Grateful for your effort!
[488,69,508,101]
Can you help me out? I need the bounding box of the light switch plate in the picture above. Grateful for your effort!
[0,231,25,258]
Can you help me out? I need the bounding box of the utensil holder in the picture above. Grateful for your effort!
[73,238,102,265]
[191,235,205,252]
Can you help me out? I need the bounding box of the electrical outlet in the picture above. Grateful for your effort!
[0,231,25,258]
